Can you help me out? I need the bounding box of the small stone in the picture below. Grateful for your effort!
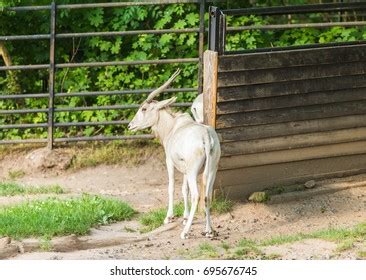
[0,237,11,249]
[304,180,316,189]
[248,192,269,203]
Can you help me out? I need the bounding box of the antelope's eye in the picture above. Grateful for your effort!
[142,107,147,112]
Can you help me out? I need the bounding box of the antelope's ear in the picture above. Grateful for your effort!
[156,97,177,109]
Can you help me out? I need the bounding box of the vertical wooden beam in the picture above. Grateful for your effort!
[200,50,218,210]
[203,50,218,128]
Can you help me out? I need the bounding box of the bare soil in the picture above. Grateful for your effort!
[0,148,365,260]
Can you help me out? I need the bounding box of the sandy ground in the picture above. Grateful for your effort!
[0,148,365,260]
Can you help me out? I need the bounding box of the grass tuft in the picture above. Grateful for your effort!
[139,203,184,232]
[234,238,262,259]
[261,223,366,247]
[140,196,234,232]
[260,234,306,246]
[211,196,234,214]
[0,182,64,196]
[0,194,136,239]
[8,169,26,180]
[336,239,355,252]
[220,241,230,251]
[357,251,366,259]
[197,242,219,258]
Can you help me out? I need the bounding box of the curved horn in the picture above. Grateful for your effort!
[145,68,181,103]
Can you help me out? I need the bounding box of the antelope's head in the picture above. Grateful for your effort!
[128,69,180,131]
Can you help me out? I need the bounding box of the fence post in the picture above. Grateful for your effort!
[198,0,206,95]
[208,6,225,55]
[47,1,56,150]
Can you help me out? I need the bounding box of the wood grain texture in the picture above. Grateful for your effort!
[221,127,366,156]
[217,74,366,102]
[216,100,366,129]
[219,43,366,72]
[215,153,366,196]
[218,61,366,87]
[213,43,366,195]
[217,87,366,115]
[203,50,218,128]
[219,140,366,170]
[218,115,366,142]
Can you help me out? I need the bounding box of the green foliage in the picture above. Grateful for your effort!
[0,194,136,239]
[1,1,366,141]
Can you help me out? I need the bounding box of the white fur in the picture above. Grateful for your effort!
[129,97,221,239]
[191,93,203,123]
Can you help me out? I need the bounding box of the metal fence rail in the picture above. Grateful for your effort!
[0,0,212,148]
[209,2,366,55]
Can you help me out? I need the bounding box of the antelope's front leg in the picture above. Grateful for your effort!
[164,158,175,224]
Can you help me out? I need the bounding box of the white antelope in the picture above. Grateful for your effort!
[191,93,203,123]
[128,69,221,239]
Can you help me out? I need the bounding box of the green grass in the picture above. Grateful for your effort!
[187,238,279,260]
[139,203,184,232]
[0,182,64,196]
[336,239,355,252]
[139,196,234,233]
[211,196,234,214]
[261,223,366,247]
[0,145,38,161]
[8,169,26,180]
[220,241,230,251]
[233,238,263,259]
[197,242,219,258]
[357,251,366,259]
[182,223,366,260]
[0,194,136,239]
[70,140,162,169]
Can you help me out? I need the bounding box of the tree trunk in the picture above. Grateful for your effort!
[0,42,12,66]
[0,42,21,95]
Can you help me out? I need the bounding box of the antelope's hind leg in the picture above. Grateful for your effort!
[181,175,189,225]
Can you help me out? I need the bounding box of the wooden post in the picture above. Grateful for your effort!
[203,50,218,128]
[200,50,218,211]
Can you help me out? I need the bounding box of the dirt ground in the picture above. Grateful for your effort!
[0,147,365,260]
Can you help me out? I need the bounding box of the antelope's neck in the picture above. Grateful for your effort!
[151,110,176,147]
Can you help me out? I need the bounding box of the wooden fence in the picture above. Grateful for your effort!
[203,42,366,198]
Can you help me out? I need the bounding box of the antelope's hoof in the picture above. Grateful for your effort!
[180,232,189,240]
[164,216,174,224]
[204,230,218,238]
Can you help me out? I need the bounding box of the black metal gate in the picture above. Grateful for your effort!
[0,0,209,148]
